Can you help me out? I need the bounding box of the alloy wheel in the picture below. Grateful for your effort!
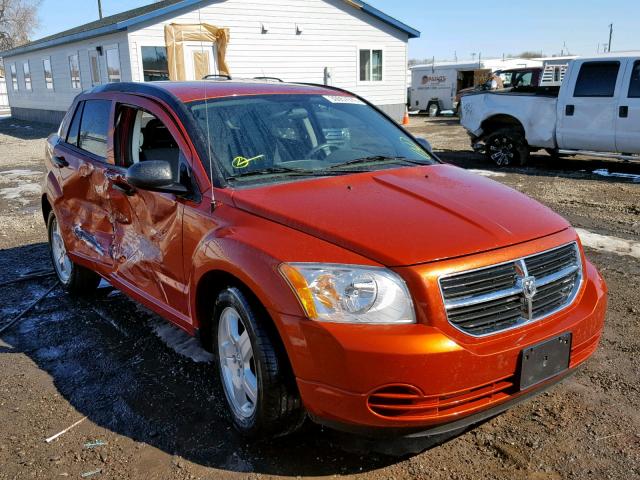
[218,306,258,418]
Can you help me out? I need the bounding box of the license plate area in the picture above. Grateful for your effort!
[520,333,572,390]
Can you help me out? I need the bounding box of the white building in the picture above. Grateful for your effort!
[0,0,419,124]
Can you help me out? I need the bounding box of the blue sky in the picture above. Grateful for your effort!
[34,0,639,61]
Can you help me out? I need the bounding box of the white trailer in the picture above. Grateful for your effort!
[409,58,542,115]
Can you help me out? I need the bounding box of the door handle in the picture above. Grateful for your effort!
[565,105,575,116]
[52,155,69,168]
[619,106,629,118]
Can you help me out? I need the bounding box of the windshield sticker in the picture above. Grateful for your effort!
[400,137,431,159]
[323,95,365,105]
[232,155,265,169]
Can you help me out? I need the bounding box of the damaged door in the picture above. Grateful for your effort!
[53,98,116,274]
[108,95,191,319]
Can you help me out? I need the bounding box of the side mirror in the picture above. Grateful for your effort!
[416,138,433,153]
[126,161,189,195]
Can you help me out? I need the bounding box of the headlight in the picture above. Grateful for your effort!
[279,263,416,324]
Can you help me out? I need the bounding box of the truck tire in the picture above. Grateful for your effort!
[212,287,305,438]
[485,128,529,167]
[47,211,101,296]
[428,103,440,117]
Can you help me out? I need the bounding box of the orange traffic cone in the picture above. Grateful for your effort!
[402,107,410,126]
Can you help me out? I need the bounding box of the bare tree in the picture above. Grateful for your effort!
[0,0,40,52]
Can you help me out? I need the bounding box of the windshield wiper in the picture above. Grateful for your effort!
[327,156,431,170]
[226,166,345,181]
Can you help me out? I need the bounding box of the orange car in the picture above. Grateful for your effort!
[42,80,607,439]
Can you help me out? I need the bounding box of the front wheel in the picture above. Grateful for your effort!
[485,128,530,167]
[47,211,101,296]
[213,287,304,438]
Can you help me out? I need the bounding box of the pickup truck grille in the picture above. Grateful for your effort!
[439,243,582,337]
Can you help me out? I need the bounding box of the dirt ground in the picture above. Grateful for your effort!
[0,116,639,480]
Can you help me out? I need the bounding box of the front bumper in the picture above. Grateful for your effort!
[275,232,607,435]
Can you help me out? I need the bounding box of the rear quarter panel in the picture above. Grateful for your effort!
[461,92,558,148]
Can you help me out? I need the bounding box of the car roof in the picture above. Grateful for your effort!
[91,80,352,104]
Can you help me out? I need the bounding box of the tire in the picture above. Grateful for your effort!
[47,211,101,296]
[428,103,440,117]
[212,287,304,438]
[485,128,530,167]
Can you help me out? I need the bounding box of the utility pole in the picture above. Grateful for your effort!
[98,0,103,20]
[608,24,613,52]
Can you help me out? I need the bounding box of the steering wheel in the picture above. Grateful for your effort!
[308,143,340,159]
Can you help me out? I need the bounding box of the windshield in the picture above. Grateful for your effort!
[188,94,435,185]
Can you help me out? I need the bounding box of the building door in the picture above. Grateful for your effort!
[184,45,218,80]
[616,59,640,154]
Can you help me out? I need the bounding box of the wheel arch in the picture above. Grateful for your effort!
[481,114,526,139]
[41,194,52,225]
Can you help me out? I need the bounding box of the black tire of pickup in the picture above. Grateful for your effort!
[212,287,305,439]
[485,128,530,167]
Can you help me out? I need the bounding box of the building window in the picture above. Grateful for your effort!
[141,46,169,81]
[359,49,383,82]
[105,46,121,83]
[89,50,101,86]
[69,54,81,89]
[43,58,54,90]
[23,62,31,91]
[10,64,18,90]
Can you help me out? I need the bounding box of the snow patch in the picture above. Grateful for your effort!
[593,169,640,182]
[1,169,41,180]
[150,319,214,364]
[576,229,640,260]
[468,169,507,178]
[0,183,41,204]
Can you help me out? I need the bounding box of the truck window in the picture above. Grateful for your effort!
[573,61,620,98]
[629,61,640,98]
[78,100,112,159]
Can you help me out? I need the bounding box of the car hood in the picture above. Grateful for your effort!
[231,164,570,266]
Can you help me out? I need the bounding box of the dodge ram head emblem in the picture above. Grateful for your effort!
[522,276,537,300]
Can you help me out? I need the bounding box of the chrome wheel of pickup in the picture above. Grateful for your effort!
[218,306,258,419]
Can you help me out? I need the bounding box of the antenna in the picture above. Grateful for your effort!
[197,7,215,204]
[97,0,103,19]
[608,23,613,52]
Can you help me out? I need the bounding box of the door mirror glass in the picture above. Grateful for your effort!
[416,137,433,153]
[126,160,188,195]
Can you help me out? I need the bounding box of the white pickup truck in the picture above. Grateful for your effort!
[460,53,640,166]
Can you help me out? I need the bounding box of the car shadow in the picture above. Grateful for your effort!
[436,149,640,183]
[0,243,458,476]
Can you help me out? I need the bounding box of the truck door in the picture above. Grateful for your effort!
[558,60,623,152]
[615,59,640,154]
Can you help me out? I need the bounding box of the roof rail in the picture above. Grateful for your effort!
[254,76,283,82]
[203,74,232,80]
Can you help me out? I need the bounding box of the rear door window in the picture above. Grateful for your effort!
[628,61,640,98]
[573,61,620,97]
[66,102,84,146]
[79,99,111,159]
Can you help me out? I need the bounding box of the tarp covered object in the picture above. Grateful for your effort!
[164,23,230,80]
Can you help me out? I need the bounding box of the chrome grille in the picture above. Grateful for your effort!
[439,243,582,337]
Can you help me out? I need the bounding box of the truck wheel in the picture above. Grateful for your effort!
[428,103,440,117]
[47,211,101,296]
[213,287,304,438]
[485,129,529,167]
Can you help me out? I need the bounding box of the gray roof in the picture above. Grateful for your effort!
[1,0,419,57]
